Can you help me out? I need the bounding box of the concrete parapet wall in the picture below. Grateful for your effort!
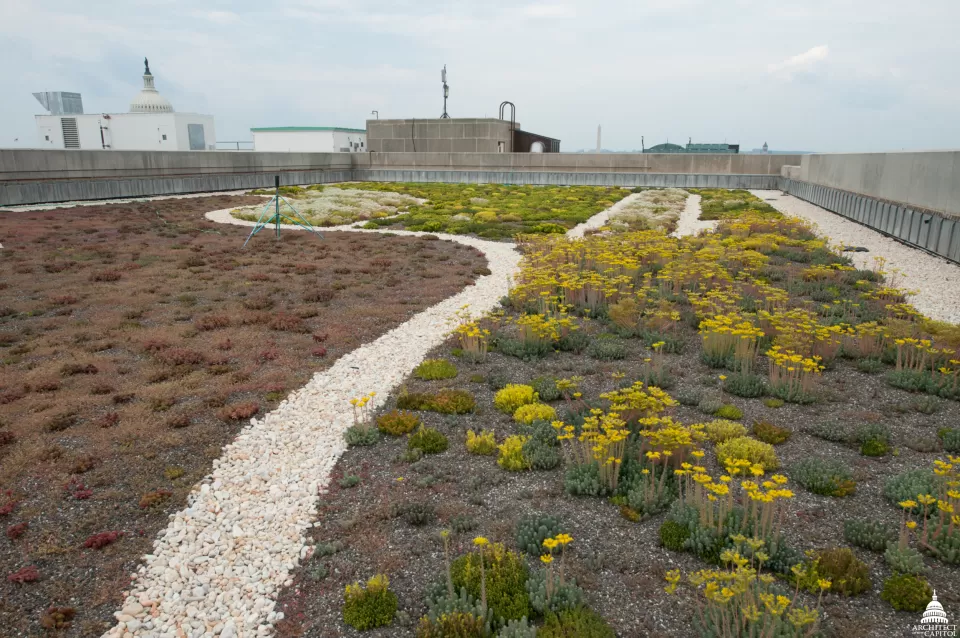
[353,169,779,189]
[798,151,960,218]
[781,178,960,264]
[353,152,800,175]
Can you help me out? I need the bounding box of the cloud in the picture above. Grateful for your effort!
[768,45,829,78]
[519,4,576,18]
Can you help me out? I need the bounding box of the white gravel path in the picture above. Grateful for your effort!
[751,190,960,324]
[105,211,522,638]
[671,194,714,238]
[566,191,641,238]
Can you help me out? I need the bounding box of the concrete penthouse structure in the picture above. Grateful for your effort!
[251,127,367,153]
[365,118,560,154]
[1,148,958,264]
[33,59,215,152]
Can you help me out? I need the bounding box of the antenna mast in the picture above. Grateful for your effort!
[440,65,450,119]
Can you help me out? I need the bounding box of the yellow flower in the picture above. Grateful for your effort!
[899,500,918,509]
[473,536,489,547]
[543,538,560,550]
[719,375,727,381]
[906,521,917,529]
[818,579,832,591]
[540,554,554,564]
[555,533,574,545]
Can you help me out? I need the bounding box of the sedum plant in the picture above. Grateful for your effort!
[495,385,539,415]
[715,436,780,471]
[498,435,531,471]
[377,409,421,436]
[497,617,537,638]
[409,426,449,455]
[752,419,792,445]
[714,404,744,420]
[701,419,747,444]
[415,612,486,638]
[514,403,557,425]
[515,514,566,556]
[466,430,497,456]
[884,543,928,575]
[791,548,871,596]
[414,358,459,380]
[343,574,398,630]
[791,458,856,497]
[843,519,896,552]
[451,539,530,623]
[539,607,615,638]
[881,574,932,612]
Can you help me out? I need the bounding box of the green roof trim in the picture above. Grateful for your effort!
[250,126,366,133]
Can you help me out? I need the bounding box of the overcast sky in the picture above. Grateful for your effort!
[1,0,958,152]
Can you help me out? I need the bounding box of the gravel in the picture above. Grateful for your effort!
[103,214,520,637]
[671,194,715,238]
[566,190,640,238]
[752,190,960,324]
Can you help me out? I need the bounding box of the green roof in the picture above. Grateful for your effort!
[250,126,366,133]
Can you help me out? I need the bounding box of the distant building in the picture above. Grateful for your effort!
[643,139,739,154]
[250,127,367,153]
[762,141,769,154]
[366,118,559,153]
[34,58,216,151]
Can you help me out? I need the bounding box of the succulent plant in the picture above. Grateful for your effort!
[497,617,537,638]
[881,574,932,612]
[843,519,896,552]
[884,543,928,575]
[526,568,584,615]
[515,514,566,556]
[791,458,856,497]
[564,463,604,497]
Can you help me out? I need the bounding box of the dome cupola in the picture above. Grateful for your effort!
[921,591,949,624]
[130,57,174,113]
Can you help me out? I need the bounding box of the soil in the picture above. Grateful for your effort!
[271,314,960,638]
[0,195,486,636]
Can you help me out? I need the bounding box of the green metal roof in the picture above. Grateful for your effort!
[250,126,366,133]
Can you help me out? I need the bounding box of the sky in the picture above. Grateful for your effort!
[1,0,959,153]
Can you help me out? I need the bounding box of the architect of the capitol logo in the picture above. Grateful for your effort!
[912,591,958,637]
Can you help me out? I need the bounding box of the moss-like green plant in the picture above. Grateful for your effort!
[702,419,747,443]
[377,409,421,435]
[539,607,616,638]
[398,389,476,414]
[751,419,792,445]
[763,398,784,408]
[881,574,932,612]
[715,436,780,471]
[343,574,397,630]
[415,612,486,638]
[409,426,449,455]
[513,403,556,425]
[466,430,497,456]
[414,358,459,380]
[497,435,530,471]
[791,458,856,497]
[659,519,690,552]
[713,404,743,420]
[494,384,539,414]
[450,543,530,622]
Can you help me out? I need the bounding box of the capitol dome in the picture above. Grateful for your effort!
[130,58,174,113]
[921,591,949,624]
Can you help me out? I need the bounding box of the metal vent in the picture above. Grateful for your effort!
[61,118,80,148]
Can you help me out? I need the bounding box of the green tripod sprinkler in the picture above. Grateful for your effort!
[242,175,323,247]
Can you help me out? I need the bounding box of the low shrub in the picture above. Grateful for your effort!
[843,519,896,552]
[217,401,259,421]
[344,425,380,447]
[715,436,780,471]
[791,458,856,497]
[763,398,785,409]
[857,422,891,457]
[494,385,539,414]
[498,435,531,471]
[139,489,173,508]
[515,513,566,556]
[466,430,497,456]
[539,607,616,638]
[587,336,626,361]
[793,548,871,596]
[702,419,747,443]
[409,426,449,455]
[7,566,40,584]
[83,531,122,549]
[697,395,723,416]
[429,390,476,414]
[881,574,932,612]
[414,359,458,381]
[714,404,743,420]
[531,376,561,402]
[513,403,556,425]
[751,420,792,445]
[343,574,397,631]
[377,410,420,436]
[939,428,960,453]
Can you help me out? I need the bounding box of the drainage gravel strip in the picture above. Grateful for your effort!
[104,215,522,637]
[751,189,960,324]
[670,193,714,238]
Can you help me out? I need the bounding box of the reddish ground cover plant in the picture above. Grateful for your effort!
[7,565,39,583]
[0,194,485,633]
[6,521,28,540]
